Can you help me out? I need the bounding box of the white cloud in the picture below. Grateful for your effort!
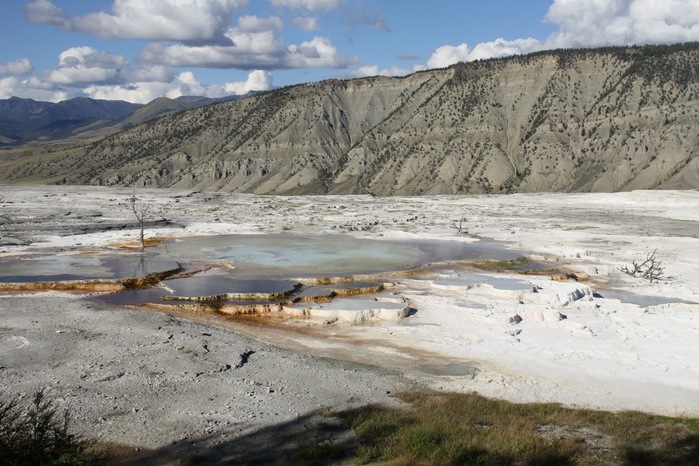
[224,70,273,94]
[0,58,34,76]
[352,65,417,78]
[0,77,20,99]
[545,0,699,48]
[83,69,272,103]
[83,82,173,103]
[0,76,69,102]
[0,47,271,103]
[223,27,285,55]
[25,0,248,41]
[468,38,543,61]
[136,14,287,68]
[237,15,283,33]
[139,32,284,69]
[427,43,471,69]
[18,0,699,103]
[45,67,119,86]
[25,76,56,91]
[269,0,340,12]
[293,16,320,32]
[427,39,543,69]
[121,65,175,83]
[284,37,358,68]
[140,22,356,70]
[44,47,127,86]
[425,0,699,71]
[23,0,68,27]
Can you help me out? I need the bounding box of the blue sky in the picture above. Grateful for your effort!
[1,0,698,103]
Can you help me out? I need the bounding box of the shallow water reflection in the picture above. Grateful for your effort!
[2,234,523,311]
[0,254,179,283]
[155,234,518,279]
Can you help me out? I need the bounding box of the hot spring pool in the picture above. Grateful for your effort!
[1,234,521,306]
[154,234,518,279]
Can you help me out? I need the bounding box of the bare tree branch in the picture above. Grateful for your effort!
[622,249,664,282]
[0,195,16,242]
[130,192,153,252]
[453,217,467,234]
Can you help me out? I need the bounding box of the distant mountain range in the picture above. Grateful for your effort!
[0,94,248,146]
[1,43,698,195]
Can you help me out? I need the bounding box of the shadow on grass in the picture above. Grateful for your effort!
[120,411,358,466]
[108,393,699,466]
[624,433,699,466]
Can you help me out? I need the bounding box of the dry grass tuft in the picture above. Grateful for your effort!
[327,391,699,465]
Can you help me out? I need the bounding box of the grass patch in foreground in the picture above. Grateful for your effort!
[325,391,699,465]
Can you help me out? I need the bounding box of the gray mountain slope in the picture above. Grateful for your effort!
[1,44,698,194]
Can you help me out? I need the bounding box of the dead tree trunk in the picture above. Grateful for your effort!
[130,193,151,252]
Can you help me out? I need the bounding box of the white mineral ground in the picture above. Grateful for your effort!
[1,185,698,459]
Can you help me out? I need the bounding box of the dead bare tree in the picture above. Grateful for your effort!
[622,249,664,282]
[129,192,153,252]
[0,195,15,242]
[453,217,468,234]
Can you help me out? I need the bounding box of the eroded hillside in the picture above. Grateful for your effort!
[1,44,698,194]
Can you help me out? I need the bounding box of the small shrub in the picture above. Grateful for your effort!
[0,389,103,466]
[622,249,664,282]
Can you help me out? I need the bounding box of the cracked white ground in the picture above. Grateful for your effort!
[1,186,698,451]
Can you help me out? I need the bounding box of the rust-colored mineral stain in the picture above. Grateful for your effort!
[109,236,171,250]
[0,265,183,294]
[0,280,125,293]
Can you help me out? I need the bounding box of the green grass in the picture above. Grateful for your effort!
[318,391,699,465]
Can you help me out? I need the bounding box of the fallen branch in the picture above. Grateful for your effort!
[622,249,664,282]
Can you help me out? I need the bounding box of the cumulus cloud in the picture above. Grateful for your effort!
[224,69,273,94]
[427,39,544,69]
[237,15,283,33]
[284,37,358,68]
[269,0,340,11]
[83,69,272,103]
[0,77,20,99]
[352,65,422,78]
[25,76,56,91]
[223,25,285,54]
[545,0,699,48]
[134,14,292,69]
[23,0,68,27]
[0,46,191,102]
[83,81,177,103]
[139,33,284,69]
[120,65,175,84]
[427,43,471,69]
[468,38,543,61]
[18,0,699,103]
[43,47,127,86]
[0,46,187,102]
[293,16,320,32]
[425,0,699,70]
[139,18,356,71]
[25,0,248,41]
[0,58,34,76]
[0,76,68,102]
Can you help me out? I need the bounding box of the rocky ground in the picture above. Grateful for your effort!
[1,185,698,463]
